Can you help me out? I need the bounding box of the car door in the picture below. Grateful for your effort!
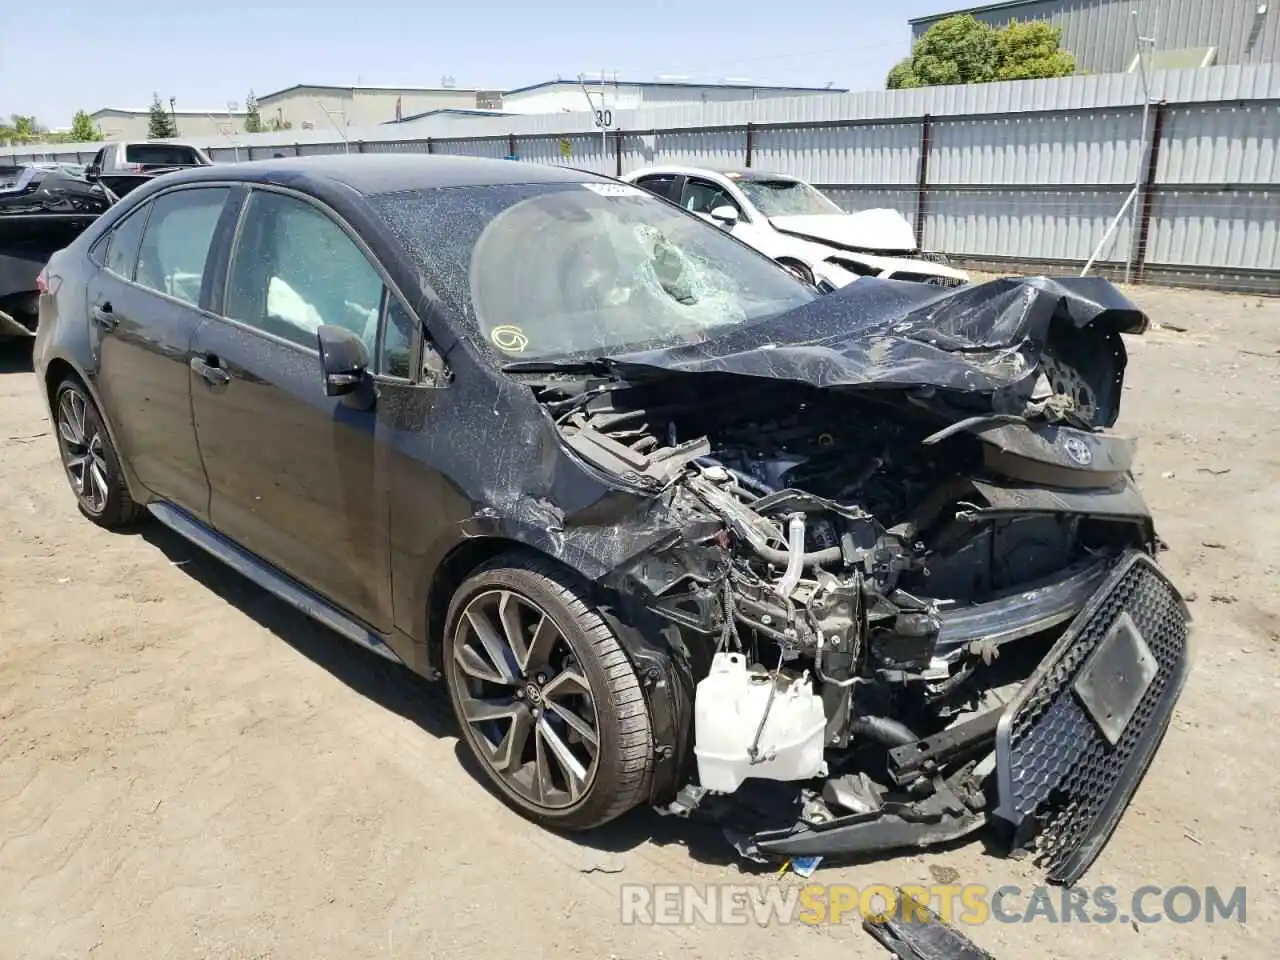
[190,186,393,629]
[679,176,785,257]
[86,185,236,519]
[677,177,744,221]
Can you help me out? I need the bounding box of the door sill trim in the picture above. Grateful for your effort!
[147,501,404,665]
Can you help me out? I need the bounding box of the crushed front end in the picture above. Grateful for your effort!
[532,276,1191,885]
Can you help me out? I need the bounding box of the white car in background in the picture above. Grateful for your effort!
[622,165,969,289]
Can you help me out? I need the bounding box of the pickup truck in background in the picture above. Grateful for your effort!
[84,141,214,198]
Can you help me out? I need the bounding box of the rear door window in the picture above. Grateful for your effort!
[124,144,201,166]
[634,174,679,201]
[134,188,230,305]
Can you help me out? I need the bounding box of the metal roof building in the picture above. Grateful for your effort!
[496,78,847,115]
[910,0,1280,76]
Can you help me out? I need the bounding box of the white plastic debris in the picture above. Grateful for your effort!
[694,652,827,793]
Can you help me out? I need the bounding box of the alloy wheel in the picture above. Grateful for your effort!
[450,588,600,810]
[57,388,109,515]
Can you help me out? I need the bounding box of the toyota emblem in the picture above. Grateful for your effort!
[1063,436,1093,466]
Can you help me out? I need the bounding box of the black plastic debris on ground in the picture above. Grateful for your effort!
[863,888,995,960]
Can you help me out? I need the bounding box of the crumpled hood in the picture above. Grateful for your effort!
[770,209,919,253]
[607,275,1147,409]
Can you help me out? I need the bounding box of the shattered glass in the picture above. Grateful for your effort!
[737,178,845,217]
[370,183,815,362]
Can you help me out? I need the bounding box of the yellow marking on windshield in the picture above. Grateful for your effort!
[491,325,530,353]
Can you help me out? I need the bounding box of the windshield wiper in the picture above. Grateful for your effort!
[500,357,619,375]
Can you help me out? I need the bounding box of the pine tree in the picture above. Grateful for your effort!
[147,93,177,139]
[244,90,263,133]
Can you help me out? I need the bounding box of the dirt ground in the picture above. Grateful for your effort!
[1,282,1276,960]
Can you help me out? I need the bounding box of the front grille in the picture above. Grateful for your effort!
[994,552,1190,885]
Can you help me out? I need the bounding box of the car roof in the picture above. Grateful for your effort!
[155,154,614,197]
[628,164,801,183]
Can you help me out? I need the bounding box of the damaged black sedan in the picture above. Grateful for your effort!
[34,155,1189,886]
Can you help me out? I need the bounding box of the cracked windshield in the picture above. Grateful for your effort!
[374,182,815,362]
[734,176,846,217]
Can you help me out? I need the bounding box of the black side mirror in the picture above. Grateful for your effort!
[317,324,373,406]
[84,166,100,183]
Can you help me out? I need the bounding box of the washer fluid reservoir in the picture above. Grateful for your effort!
[694,652,827,793]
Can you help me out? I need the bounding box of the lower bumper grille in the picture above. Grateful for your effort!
[994,551,1190,884]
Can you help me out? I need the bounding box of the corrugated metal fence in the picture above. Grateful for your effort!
[6,65,1280,291]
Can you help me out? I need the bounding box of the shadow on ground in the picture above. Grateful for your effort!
[0,339,34,375]
[139,520,456,738]
[137,517,1000,874]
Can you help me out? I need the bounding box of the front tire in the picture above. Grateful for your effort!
[443,552,654,831]
[53,378,142,529]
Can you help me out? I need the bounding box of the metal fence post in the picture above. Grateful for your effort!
[614,129,623,177]
[293,143,301,156]
[745,122,755,168]
[1132,100,1169,285]
[508,132,517,158]
[914,114,932,249]
[426,137,434,154]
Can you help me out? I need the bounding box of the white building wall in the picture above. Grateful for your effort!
[258,88,479,132]
[91,110,250,140]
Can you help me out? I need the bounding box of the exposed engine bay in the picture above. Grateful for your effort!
[524,294,1188,885]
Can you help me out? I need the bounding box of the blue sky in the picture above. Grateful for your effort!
[1,0,949,129]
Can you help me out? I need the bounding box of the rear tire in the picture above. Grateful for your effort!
[52,378,143,529]
[443,552,654,831]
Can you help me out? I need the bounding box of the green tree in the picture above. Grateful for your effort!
[11,114,41,141]
[244,90,263,133]
[887,14,1076,89]
[148,93,177,139]
[69,110,102,142]
[994,19,1076,80]
[0,115,48,143]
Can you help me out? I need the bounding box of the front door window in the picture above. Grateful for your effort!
[225,190,385,352]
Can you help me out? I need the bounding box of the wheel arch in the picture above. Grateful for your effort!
[418,530,695,806]
[43,355,88,411]
[43,355,146,506]
[423,535,584,674]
